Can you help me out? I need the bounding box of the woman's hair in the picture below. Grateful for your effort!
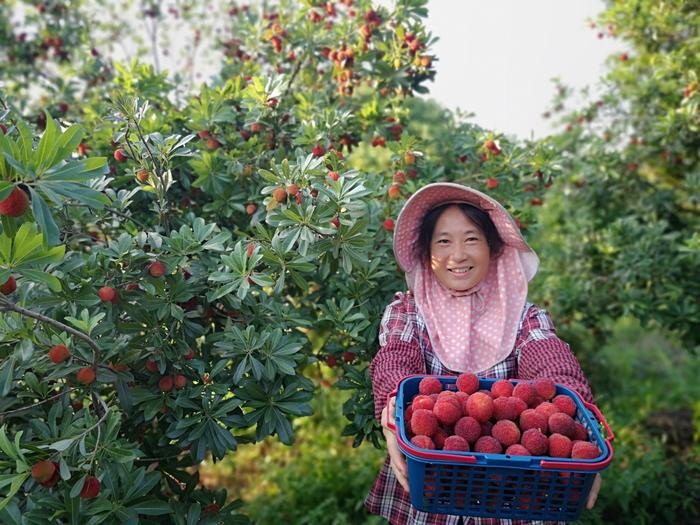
[415,202,505,263]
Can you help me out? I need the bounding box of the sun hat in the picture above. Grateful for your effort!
[393,182,539,281]
[391,182,540,373]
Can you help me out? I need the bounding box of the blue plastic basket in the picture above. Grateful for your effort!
[389,375,614,522]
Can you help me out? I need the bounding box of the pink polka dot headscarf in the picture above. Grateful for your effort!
[393,183,539,373]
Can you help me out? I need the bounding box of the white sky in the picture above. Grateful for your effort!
[414,0,621,139]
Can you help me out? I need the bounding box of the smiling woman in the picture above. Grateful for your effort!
[364,182,600,525]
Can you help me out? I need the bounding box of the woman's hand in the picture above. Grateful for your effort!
[381,397,410,493]
[586,473,602,509]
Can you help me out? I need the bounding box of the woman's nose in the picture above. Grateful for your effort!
[451,243,468,261]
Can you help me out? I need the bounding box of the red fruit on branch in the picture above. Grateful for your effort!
[330,217,340,228]
[174,374,187,389]
[146,359,159,373]
[383,218,395,232]
[387,184,401,199]
[148,260,166,277]
[393,171,406,184]
[79,476,100,499]
[159,376,174,392]
[342,351,356,363]
[273,187,288,203]
[76,367,96,385]
[48,344,71,364]
[113,149,127,162]
[136,169,149,182]
[404,151,416,165]
[312,144,325,157]
[484,139,501,156]
[486,177,499,190]
[198,130,211,140]
[183,349,195,360]
[325,355,337,367]
[31,460,57,484]
[246,203,257,215]
[77,143,89,156]
[206,138,221,150]
[328,171,340,181]
[286,184,299,196]
[98,286,116,302]
[0,187,29,217]
[1,276,16,295]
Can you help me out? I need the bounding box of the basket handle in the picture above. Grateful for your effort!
[583,400,615,442]
[385,389,397,432]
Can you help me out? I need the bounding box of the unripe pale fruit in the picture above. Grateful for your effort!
[76,367,96,385]
[113,149,127,162]
[98,286,116,303]
[136,169,149,182]
[404,151,416,165]
[79,476,100,499]
[48,344,71,364]
[1,276,17,295]
[387,184,401,199]
[0,187,29,217]
[148,260,166,278]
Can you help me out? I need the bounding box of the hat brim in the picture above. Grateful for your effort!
[393,183,538,279]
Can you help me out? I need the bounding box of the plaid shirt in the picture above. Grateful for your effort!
[365,291,593,525]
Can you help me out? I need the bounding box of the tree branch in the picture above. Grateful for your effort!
[0,297,101,355]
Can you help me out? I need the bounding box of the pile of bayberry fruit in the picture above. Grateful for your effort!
[403,375,601,460]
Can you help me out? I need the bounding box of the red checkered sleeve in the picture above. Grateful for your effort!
[370,293,426,421]
[516,305,593,402]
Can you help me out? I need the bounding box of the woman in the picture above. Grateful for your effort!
[365,182,601,525]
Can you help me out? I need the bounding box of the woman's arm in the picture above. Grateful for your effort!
[369,293,425,421]
[515,305,593,402]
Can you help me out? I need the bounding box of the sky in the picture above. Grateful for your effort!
[412,0,621,139]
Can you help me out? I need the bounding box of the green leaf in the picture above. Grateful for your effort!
[28,187,59,245]
[18,269,61,291]
[0,473,27,512]
[126,500,171,515]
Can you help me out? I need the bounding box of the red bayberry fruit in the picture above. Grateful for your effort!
[404,151,416,165]
[174,374,187,389]
[183,349,195,360]
[325,355,337,367]
[98,286,116,303]
[113,149,127,162]
[31,460,57,484]
[286,184,299,196]
[312,144,325,157]
[330,217,340,228]
[198,130,211,140]
[383,218,394,231]
[342,351,356,363]
[328,171,340,181]
[387,184,401,199]
[273,187,287,203]
[146,359,159,373]
[1,276,17,295]
[246,243,255,257]
[77,143,89,156]
[207,138,221,150]
[48,344,70,364]
[486,177,499,190]
[136,169,149,182]
[148,260,166,278]
[76,367,96,385]
[0,187,29,217]
[159,376,174,392]
[246,203,257,215]
[79,476,100,499]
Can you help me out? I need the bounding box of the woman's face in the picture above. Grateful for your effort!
[430,205,491,292]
